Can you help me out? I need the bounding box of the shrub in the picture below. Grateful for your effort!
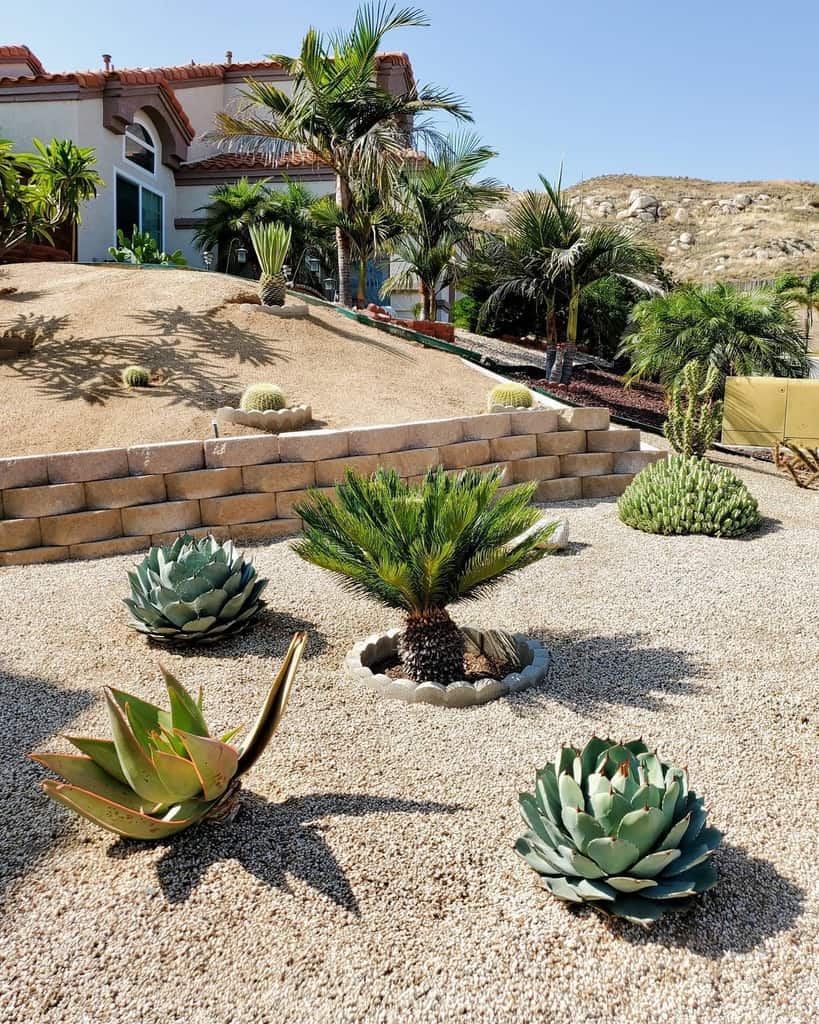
[124,534,267,644]
[240,383,287,412]
[487,382,533,410]
[516,736,721,925]
[108,227,186,267]
[664,359,723,458]
[452,296,479,331]
[293,466,558,684]
[121,365,150,388]
[618,456,760,538]
[31,634,306,839]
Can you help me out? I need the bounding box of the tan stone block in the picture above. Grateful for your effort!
[150,526,232,546]
[508,408,559,435]
[534,477,582,502]
[278,429,349,463]
[438,440,491,470]
[315,455,380,486]
[48,447,129,484]
[537,430,586,456]
[614,450,667,474]
[511,456,561,483]
[69,536,150,560]
[377,447,441,477]
[461,412,511,440]
[2,482,85,519]
[242,462,315,493]
[581,474,634,498]
[559,453,615,478]
[165,467,243,500]
[586,428,642,453]
[204,434,280,469]
[0,454,48,489]
[200,492,278,526]
[230,520,301,543]
[277,487,335,518]
[0,545,68,567]
[557,406,610,431]
[121,501,200,537]
[347,423,412,456]
[402,417,464,449]
[127,440,204,476]
[0,517,42,551]
[40,509,122,546]
[489,435,537,462]
[85,475,167,509]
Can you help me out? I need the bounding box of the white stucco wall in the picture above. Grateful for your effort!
[0,96,81,151]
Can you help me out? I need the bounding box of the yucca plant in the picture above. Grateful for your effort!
[516,737,721,925]
[294,466,557,684]
[124,535,267,644]
[31,633,306,839]
[249,221,291,306]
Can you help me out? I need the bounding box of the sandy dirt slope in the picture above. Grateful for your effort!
[0,264,492,457]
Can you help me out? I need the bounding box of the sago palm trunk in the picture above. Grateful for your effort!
[336,175,352,307]
[397,607,465,684]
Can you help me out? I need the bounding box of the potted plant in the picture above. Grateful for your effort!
[293,466,558,707]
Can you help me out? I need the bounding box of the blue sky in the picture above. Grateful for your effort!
[4,0,819,189]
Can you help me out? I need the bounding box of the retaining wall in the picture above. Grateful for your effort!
[0,407,664,566]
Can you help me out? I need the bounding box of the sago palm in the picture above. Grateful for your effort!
[775,271,819,345]
[621,282,809,390]
[209,3,470,306]
[382,133,504,319]
[249,222,292,305]
[293,466,557,684]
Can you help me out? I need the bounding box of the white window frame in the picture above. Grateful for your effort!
[113,167,165,249]
[123,116,157,176]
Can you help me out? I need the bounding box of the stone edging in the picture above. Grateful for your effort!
[344,627,551,707]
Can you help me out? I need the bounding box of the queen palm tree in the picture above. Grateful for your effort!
[24,138,104,261]
[209,3,470,306]
[775,271,819,345]
[312,186,403,307]
[381,134,504,319]
[621,282,809,390]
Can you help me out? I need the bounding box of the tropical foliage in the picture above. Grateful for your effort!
[775,270,819,343]
[31,634,306,839]
[109,227,186,266]
[293,466,557,684]
[621,282,808,389]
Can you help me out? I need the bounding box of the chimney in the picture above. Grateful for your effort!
[102,53,112,72]
[225,50,233,65]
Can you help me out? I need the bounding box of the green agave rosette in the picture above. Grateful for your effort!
[516,737,721,925]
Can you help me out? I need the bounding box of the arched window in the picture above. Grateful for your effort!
[124,121,156,174]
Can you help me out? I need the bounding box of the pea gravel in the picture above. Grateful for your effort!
[0,450,816,1024]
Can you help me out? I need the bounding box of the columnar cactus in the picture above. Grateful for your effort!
[487,382,533,411]
[618,455,760,537]
[122,365,150,388]
[240,383,287,412]
[663,360,723,458]
[516,737,721,925]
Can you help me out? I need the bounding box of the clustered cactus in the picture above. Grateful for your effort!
[122,365,150,388]
[124,534,267,644]
[619,456,760,537]
[516,737,721,925]
[487,381,533,411]
[240,383,287,412]
[664,360,723,458]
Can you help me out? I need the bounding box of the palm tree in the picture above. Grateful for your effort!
[266,179,336,290]
[209,3,470,306]
[312,186,403,307]
[194,177,273,271]
[24,137,104,261]
[621,282,809,390]
[775,271,819,345]
[382,134,504,319]
[293,466,556,685]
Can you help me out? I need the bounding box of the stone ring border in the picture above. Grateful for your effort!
[344,626,551,708]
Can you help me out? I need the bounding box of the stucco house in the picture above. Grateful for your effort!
[0,44,414,277]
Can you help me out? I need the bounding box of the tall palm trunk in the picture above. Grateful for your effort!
[550,282,580,386]
[336,175,352,306]
[420,280,432,321]
[71,221,77,263]
[357,257,367,307]
[543,306,558,378]
[428,280,438,322]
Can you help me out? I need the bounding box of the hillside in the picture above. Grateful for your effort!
[483,175,819,283]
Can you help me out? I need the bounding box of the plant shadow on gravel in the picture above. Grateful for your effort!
[108,792,461,914]
[508,630,704,714]
[602,843,805,956]
[142,611,330,661]
[0,668,94,902]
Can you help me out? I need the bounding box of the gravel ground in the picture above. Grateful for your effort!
[0,265,491,456]
[454,327,554,370]
[0,451,817,1024]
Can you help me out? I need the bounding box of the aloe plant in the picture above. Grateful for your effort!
[31,633,307,839]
